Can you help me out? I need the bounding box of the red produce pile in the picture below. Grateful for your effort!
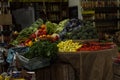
[77,41,114,51]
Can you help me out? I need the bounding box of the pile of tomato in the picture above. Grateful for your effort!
[77,41,114,51]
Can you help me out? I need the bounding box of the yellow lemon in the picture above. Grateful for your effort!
[0,75,3,80]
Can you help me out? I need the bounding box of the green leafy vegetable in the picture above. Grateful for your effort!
[55,19,69,33]
[45,21,57,34]
[24,40,58,59]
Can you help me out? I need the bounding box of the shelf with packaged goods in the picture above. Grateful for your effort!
[82,10,95,15]
[95,7,118,13]
[33,1,69,23]
[9,0,67,2]
[81,0,120,33]
[82,10,95,18]
[82,10,95,20]
[95,18,120,22]
[95,21,117,27]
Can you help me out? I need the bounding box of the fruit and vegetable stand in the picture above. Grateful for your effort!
[113,53,120,80]
[3,18,119,80]
[0,42,118,80]
[35,45,118,80]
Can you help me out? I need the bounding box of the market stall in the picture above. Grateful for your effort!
[34,43,118,80]
[61,48,118,80]
[2,18,119,80]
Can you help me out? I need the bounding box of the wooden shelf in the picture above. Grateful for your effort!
[10,2,67,23]
[81,0,120,33]
[33,2,69,23]
[95,7,118,13]
[95,18,120,22]
[9,0,67,2]
[82,10,95,15]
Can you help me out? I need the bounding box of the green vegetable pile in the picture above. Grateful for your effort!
[45,19,69,34]
[73,21,98,39]
[55,19,69,33]
[45,21,57,34]
[11,18,43,45]
[64,20,98,40]
[24,40,58,59]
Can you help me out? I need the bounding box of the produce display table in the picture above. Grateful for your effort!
[113,63,120,80]
[35,46,118,80]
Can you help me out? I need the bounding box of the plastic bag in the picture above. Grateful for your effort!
[7,47,50,70]
[6,47,29,63]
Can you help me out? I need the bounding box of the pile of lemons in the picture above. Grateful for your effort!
[57,40,82,52]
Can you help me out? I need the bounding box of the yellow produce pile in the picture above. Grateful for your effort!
[57,40,82,52]
[0,75,25,80]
